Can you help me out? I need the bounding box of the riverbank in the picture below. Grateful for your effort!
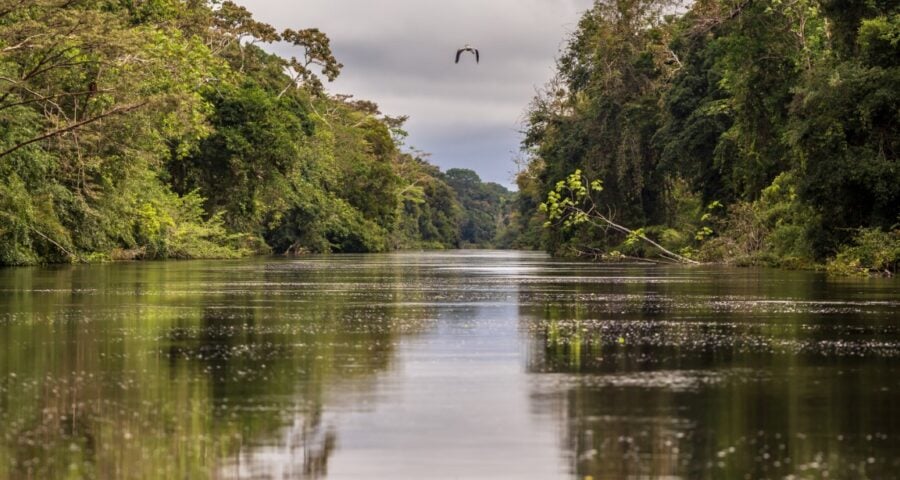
[7,240,897,282]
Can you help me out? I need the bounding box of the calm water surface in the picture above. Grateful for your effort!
[1,251,899,479]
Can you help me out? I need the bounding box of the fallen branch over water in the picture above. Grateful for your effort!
[0,210,80,261]
[541,170,701,265]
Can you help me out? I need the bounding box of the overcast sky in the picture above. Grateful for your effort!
[237,0,594,188]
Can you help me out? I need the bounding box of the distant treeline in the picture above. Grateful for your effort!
[509,0,899,275]
[0,0,511,265]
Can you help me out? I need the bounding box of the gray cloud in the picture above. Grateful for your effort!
[238,0,594,188]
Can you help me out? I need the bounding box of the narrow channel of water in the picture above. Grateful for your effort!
[1,251,899,479]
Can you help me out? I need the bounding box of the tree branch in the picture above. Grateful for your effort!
[578,191,701,265]
[1,33,47,52]
[0,101,148,159]
[0,210,79,261]
[0,88,113,110]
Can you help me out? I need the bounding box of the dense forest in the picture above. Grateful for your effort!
[2,0,897,274]
[513,0,899,275]
[0,0,509,265]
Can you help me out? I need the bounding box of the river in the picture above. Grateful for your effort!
[1,251,899,479]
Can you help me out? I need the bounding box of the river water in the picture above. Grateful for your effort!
[1,251,899,479]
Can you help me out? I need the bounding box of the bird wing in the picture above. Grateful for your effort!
[456,49,463,63]
[475,49,480,63]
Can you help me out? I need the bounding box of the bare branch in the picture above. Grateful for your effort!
[1,33,47,52]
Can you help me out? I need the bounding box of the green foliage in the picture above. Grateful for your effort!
[128,191,250,260]
[0,0,233,264]
[0,0,494,265]
[444,168,513,247]
[827,228,900,276]
[699,173,817,266]
[540,170,594,230]
[516,0,899,268]
[540,169,698,263]
[171,82,306,233]
[388,156,455,248]
[789,45,900,254]
[524,0,672,239]
[858,14,900,67]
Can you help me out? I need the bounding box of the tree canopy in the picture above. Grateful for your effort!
[513,0,899,272]
[0,0,509,265]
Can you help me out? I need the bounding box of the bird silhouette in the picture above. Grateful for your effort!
[455,44,479,64]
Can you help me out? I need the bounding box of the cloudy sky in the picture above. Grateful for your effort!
[238,0,594,188]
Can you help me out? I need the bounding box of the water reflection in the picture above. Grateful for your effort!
[523,265,900,479]
[1,254,899,479]
[0,258,427,479]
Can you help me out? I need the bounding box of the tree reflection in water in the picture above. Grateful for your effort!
[3,255,900,479]
[223,408,337,479]
[523,268,900,479]
[0,259,429,479]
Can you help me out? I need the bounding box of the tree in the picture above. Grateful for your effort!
[541,170,699,263]
[444,168,512,246]
[518,0,898,267]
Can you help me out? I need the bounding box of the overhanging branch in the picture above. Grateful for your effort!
[0,101,147,159]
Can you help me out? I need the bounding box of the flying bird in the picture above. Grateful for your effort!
[455,44,479,64]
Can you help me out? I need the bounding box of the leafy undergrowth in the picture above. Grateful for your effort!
[827,228,900,277]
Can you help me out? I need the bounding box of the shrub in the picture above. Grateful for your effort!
[699,173,817,267]
[827,228,900,276]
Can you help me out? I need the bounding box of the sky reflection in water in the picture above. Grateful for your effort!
[1,251,899,479]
